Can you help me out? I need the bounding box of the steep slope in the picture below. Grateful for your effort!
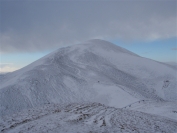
[1,103,177,133]
[0,39,176,117]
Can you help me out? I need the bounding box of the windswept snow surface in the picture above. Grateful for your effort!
[1,103,177,133]
[0,39,177,123]
[123,100,177,121]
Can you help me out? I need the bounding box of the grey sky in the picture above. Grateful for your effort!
[0,0,176,53]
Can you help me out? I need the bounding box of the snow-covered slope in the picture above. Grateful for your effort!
[123,100,177,121]
[0,39,176,118]
[1,103,177,133]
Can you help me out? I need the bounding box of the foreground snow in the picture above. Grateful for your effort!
[1,103,177,133]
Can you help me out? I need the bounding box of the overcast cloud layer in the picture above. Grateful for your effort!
[0,0,176,53]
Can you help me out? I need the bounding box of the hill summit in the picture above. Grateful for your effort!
[0,39,176,118]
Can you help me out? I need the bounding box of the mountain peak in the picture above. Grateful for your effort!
[0,39,176,118]
[86,39,111,43]
[74,39,138,56]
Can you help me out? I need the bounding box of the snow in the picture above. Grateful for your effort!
[93,83,139,108]
[0,103,176,133]
[126,100,177,121]
[0,39,177,132]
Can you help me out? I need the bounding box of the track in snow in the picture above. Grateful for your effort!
[1,103,177,133]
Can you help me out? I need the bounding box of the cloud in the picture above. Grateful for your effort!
[172,48,177,50]
[0,63,18,73]
[0,1,176,53]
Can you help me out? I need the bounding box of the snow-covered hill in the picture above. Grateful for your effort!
[1,103,177,133]
[0,39,177,119]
